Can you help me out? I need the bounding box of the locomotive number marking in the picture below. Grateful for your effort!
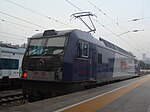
[32,71,47,80]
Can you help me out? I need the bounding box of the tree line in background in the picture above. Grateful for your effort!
[139,61,150,69]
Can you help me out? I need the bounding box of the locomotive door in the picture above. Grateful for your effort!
[89,48,97,81]
[77,41,92,81]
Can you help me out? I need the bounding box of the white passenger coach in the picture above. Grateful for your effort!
[0,43,25,86]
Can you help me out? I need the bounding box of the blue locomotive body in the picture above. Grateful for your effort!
[62,30,138,82]
[21,29,139,101]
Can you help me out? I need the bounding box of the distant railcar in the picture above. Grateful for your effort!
[21,29,139,101]
[0,44,25,88]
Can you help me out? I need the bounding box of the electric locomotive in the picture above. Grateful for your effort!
[21,29,139,101]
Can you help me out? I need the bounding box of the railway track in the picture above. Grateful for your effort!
[0,93,23,104]
[0,89,27,110]
[0,89,22,97]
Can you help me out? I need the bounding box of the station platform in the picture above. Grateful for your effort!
[2,74,150,112]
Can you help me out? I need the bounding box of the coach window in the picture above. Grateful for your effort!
[2,59,10,69]
[11,59,19,69]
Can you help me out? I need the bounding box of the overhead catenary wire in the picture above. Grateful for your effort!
[6,0,72,28]
[98,0,113,7]
[0,31,27,39]
[94,17,149,28]
[114,18,143,24]
[1,21,26,31]
[0,18,40,31]
[141,0,144,19]
[0,11,47,29]
[3,21,41,33]
[65,0,82,11]
[0,35,25,40]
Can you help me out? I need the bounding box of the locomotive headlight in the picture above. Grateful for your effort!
[23,68,28,78]
[23,72,28,78]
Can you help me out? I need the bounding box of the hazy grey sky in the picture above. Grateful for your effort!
[0,0,150,59]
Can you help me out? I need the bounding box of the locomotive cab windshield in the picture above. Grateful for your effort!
[26,36,66,56]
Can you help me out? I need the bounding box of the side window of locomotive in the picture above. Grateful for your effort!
[98,54,102,64]
[82,42,89,57]
[77,41,89,58]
